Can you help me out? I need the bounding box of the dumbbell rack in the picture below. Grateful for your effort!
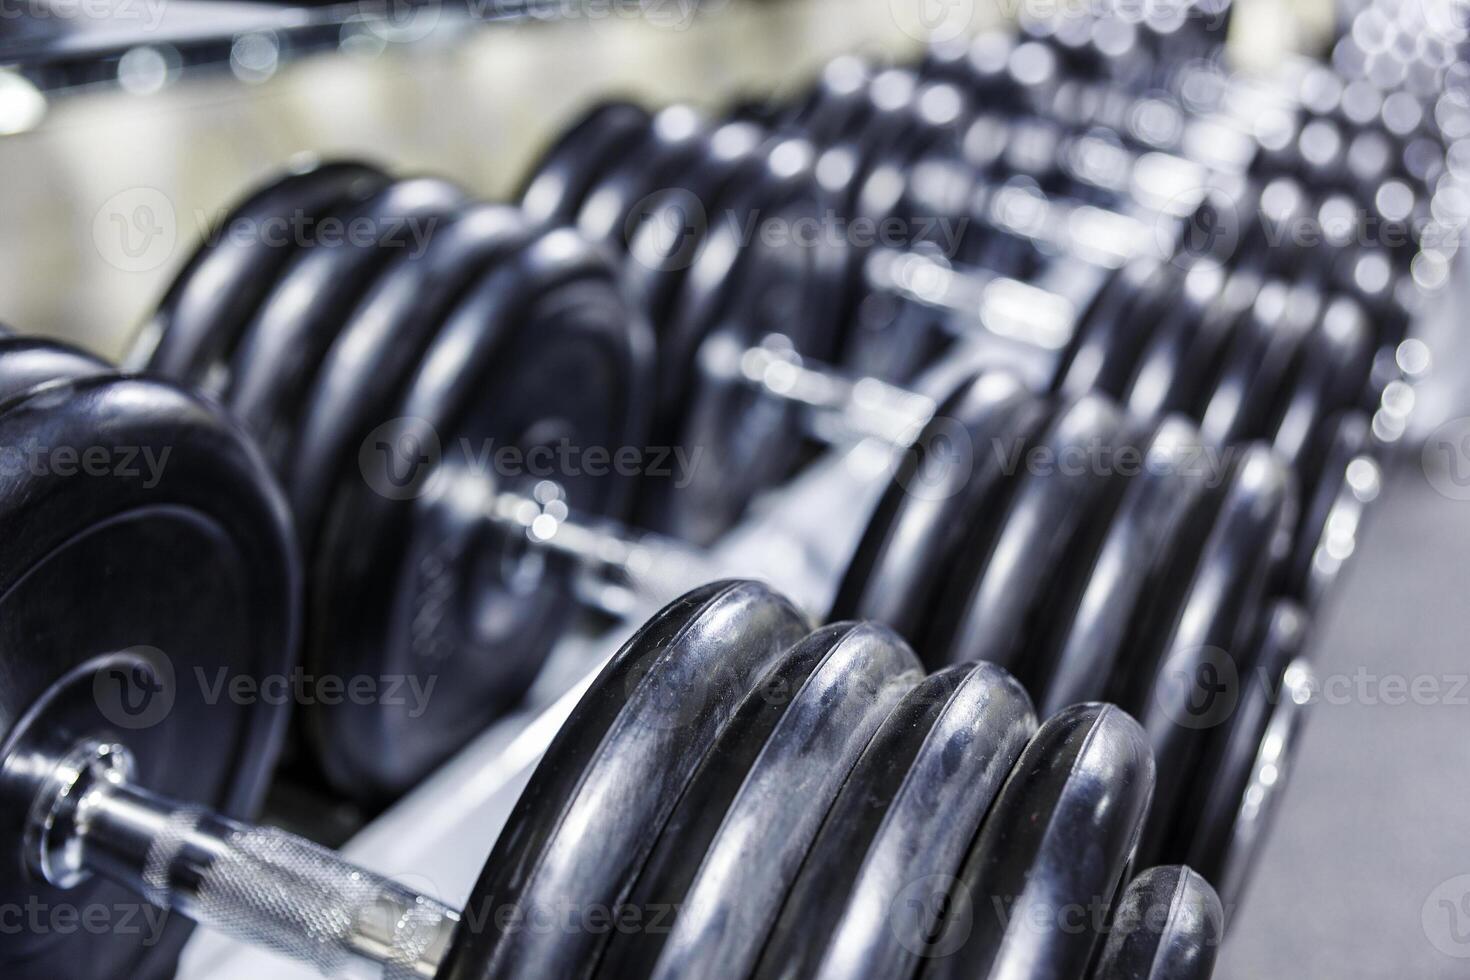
[0,0,1463,976]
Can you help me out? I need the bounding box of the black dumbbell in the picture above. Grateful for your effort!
[530,107,1378,608]
[0,365,1166,980]
[100,195,1314,892]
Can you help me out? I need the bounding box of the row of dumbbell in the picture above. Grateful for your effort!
[5,22,1434,980]
[0,357,1220,980]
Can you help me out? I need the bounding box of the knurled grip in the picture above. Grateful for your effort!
[156,816,457,977]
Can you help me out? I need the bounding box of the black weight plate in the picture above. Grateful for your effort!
[922,703,1156,980]
[1029,416,1212,719]
[520,101,652,226]
[225,177,468,470]
[623,120,767,334]
[639,137,848,542]
[307,229,653,801]
[436,580,809,980]
[1201,283,1320,448]
[1287,412,1372,600]
[830,371,1048,647]
[0,336,110,405]
[1267,297,1372,487]
[286,203,535,547]
[1176,601,1307,899]
[143,161,387,385]
[600,622,921,979]
[753,662,1037,980]
[1053,256,1174,398]
[0,374,296,980]
[657,183,851,544]
[1117,445,1291,869]
[1121,259,1231,420]
[656,134,839,423]
[926,393,1126,680]
[623,623,922,980]
[1091,867,1224,980]
[575,105,709,251]
[595,624,882,979]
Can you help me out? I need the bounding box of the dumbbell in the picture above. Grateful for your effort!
[829,52,1429,328]
[752,60,1402,518]
[141,225,1316,901]
[523,105,1377,599]
[0,363,1190,980]
[911,29,1442,292]
[109,133,1344,796]
[31,155,1323,928]
[86,176,1314,893]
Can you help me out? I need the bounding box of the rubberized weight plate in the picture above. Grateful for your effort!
[575,105,709,251]
[436,580,809,980]
[1054,256,1174,398]
[1091,867,1224,980]
[601,622,922,980]
[142,161,387,385]
[922,703,1156,980]
[0,337,110,406]
[520,102,652,226]
[1266,297,1372,488]
[287,203,535,547]
[0,373,296,980]
[623,120,767,336]
[753,661,1036,980]
[926,393,1126,679]
[307,229,653,801]
[1028,416,1211,718]
[1197,282,1308,447]
[1116,445,1292,868]
[1121,259,1232,421]
[226,178,468,470]
[1287,412,1373,601]
[1176,601,1307,902]
[830,371,1048,646]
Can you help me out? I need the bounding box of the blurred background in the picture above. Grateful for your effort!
[2,1,1466,976]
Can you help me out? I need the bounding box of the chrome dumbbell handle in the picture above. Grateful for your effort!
[29,740,457,979]
[469,334,941,616]
[479,477,736,617]
[864,249,1082,353]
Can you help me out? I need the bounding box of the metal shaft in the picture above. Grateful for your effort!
[479,478,734,617]
[29,740,458,979]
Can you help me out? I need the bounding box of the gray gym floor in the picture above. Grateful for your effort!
[1220,457,1470,977]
